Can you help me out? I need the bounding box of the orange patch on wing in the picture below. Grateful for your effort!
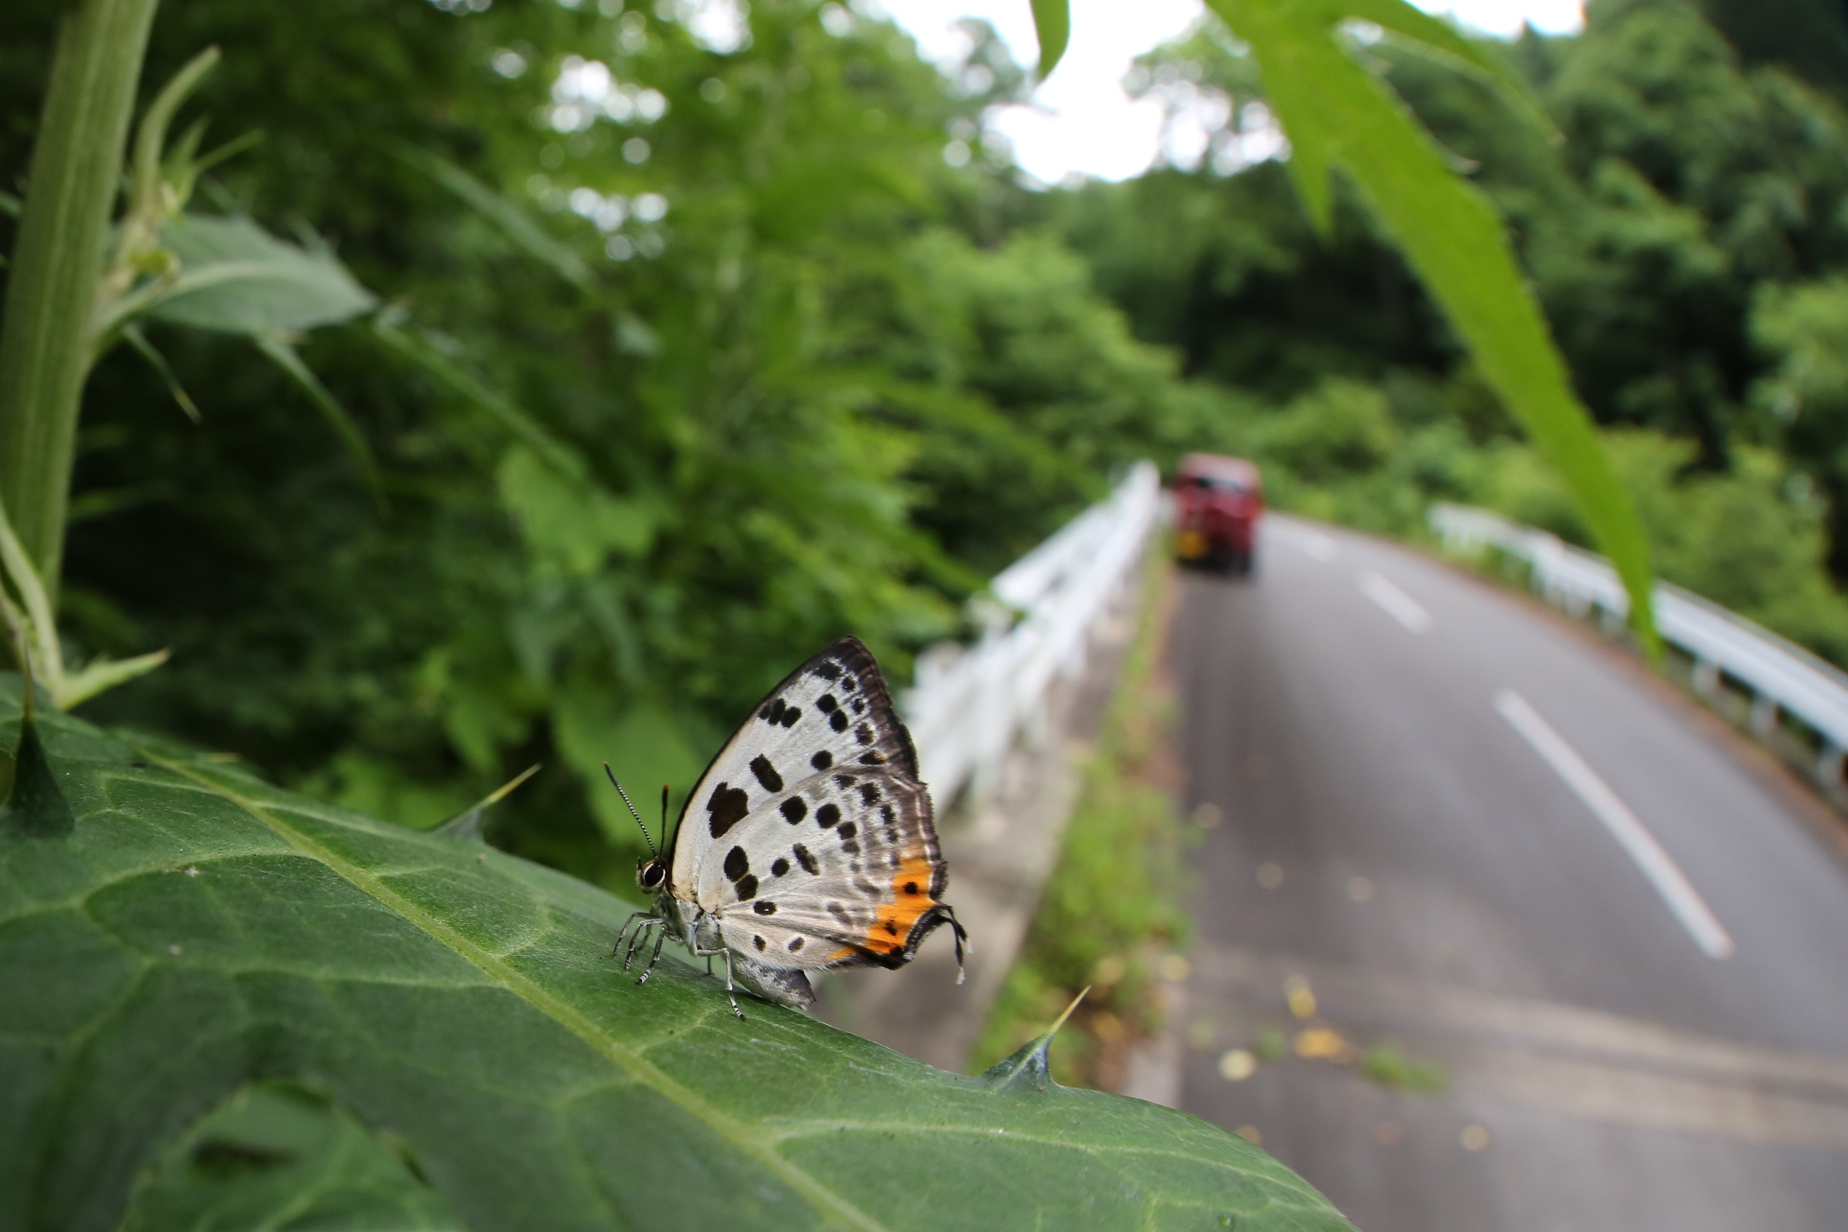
[860,856,939,954]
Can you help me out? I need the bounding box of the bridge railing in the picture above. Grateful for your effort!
[903,461,1163,806]
[1430,502,1848,786]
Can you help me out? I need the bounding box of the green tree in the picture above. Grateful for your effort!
[0,1,1364,1228]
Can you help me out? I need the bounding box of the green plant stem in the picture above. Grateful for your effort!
[0,0,161,605]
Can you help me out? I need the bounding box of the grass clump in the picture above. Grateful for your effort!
[971,552,1190,1090]
[1360,1043,1448,1094]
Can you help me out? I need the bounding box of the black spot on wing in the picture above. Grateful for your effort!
[814,660,843,682]
[811,750,832,770]
[753,900,777,916]
[724,846,749,881]
[780,706,801,728]
[751,755,783,793]
[841,675,858,692]
[829,710,849,733]
[788,936,805,952]
[734,874,758,901]
[817,694,838,713]
[859,782,880,805]
[772,858,790,877]
[816,803,840,828]
[837,821,856,840]
[780,797,807,824]
[707,784,748,838]
[793,844,819,875]
[753,935,766,951]
[858,751,885,765]
[760,698,787,725]
[855,723,873,745]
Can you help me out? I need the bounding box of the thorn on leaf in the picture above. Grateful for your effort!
[435,764,541,842]
[1,714,73,838]
[979,986,1089,1093]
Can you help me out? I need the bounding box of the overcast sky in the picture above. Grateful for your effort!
[875,0,1585,183]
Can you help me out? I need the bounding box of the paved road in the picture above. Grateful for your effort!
[1168,515,1848,1232]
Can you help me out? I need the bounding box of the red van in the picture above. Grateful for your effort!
[1174,453,1263,574]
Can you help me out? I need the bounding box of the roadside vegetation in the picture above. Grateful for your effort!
[973,551,1191,1088]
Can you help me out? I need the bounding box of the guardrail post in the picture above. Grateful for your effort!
[1433,500,1848,803]
[1818,743,1845,788]
[903,462,1162,812]
[1749,693,1779,737]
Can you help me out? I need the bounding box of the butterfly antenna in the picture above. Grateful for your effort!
[660,784,671,840]
[603,763,657,859]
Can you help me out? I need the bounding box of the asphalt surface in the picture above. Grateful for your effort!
[1169,515,1848,1232]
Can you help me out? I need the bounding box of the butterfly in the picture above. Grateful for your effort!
[611,636,967,1018]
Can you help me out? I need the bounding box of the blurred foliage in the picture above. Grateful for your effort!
[0,0,1220,888]
[1051,0,1848,666]
[8,0,1843,897]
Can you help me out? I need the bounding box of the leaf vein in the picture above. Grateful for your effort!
[147,752,890,1232]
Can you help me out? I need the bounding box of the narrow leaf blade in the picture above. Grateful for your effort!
[253,333,384,503]
[372,318,588,481]
[1,713,72,836]
[56,647,171,709]
[1204,0,1659,652]
[404,147,593,287]
[1029,0,1071,79]
[121,324,202,423]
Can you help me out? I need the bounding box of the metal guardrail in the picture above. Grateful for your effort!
[1430,502,1848,786]
[903,462,1163,806]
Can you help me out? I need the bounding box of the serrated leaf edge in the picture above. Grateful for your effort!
[145,751,891,1232]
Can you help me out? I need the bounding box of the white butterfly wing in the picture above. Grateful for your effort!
[667,637,956,971]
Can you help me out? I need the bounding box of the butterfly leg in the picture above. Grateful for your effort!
[622,917,663,970]
[613,911,655,960]
[636,923,670,985]
[718,948,746,1020]
[689,942,747,1019]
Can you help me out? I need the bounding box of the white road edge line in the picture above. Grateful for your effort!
[1357,570,1432,633]
[1271,522,1337,561]
[1493,688,1736,960]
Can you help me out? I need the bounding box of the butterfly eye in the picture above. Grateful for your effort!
[637,860,666,891]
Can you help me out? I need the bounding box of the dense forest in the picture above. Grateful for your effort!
[3,0,1845,892]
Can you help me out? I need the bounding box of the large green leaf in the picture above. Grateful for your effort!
[117,1080,463,1232]
[0,688,1352,1232]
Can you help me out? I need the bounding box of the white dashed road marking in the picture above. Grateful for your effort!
[1358,570,1433,633]
[1495,688,1735,960]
